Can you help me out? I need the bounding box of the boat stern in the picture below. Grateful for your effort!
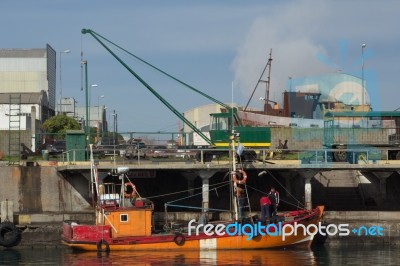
[62,220,111,249]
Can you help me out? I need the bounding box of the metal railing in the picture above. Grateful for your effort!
[42,147,399,166]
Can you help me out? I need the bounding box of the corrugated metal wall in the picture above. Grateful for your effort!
[0,45,56,111]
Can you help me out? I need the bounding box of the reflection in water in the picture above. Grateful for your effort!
[62,249,317,266]
[313,246,400,266]
[1,246,400,265]
[0,248,63,265]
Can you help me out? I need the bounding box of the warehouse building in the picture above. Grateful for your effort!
[0,44,56,156]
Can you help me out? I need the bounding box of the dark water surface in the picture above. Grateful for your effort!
[0,246,399,265]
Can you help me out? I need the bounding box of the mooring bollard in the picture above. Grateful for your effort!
[1,199,14,223]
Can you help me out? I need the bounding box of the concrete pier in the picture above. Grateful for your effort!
[197,170,217,212]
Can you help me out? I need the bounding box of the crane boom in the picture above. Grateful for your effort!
[82,29,232,111]
[81,28,214,145]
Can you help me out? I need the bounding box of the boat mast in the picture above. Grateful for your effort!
[230,82,239,221]
[265,49,273,115]
[230,132,239,221]
[89,144,99,204]
[243,48,273,112]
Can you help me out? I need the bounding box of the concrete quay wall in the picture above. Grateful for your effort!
[319,212,400,246]
[0,165,92,218]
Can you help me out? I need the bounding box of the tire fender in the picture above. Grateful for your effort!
[97,239,110,252]
[0,222,21,248]
[173,233,185,246]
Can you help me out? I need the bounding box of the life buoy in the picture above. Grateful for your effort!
[232,169,247,184]
[174,233,185,246]
[124,182,137,198]
[0,222,21,248]
[96,239,110,252]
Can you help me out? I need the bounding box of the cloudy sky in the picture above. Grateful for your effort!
[1,0,399,133]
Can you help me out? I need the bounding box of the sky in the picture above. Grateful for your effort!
[1,0,400,134]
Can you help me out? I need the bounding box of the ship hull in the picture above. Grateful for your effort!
[62,206,324,252]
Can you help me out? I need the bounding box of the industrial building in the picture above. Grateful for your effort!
[0,45,56,158]
[0,44,56,127]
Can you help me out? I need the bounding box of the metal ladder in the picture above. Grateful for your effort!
[242,184,254,223]
[8,95,21,166]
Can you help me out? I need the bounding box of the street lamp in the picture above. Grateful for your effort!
[89,84,98,138]
[59,49,70,113]
[90,84,98,108]
[97,95,105,142]
[361,43,366,108]
[102,106,107,139]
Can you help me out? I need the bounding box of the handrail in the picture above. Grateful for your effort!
[46,147,398,164]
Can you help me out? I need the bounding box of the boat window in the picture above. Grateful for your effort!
[120,214,128,222]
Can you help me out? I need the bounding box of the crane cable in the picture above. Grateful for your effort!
[81,29,213,145]
[82,29,231,111]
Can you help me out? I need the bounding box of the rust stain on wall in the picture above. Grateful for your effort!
[19,167,42,212]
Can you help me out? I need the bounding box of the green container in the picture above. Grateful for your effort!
[65,130,86,161]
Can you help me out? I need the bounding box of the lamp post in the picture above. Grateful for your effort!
[97,95,105,142]
[111,110,118,159]
[89,84,98,142]
[361,43,366,108]
[81,61,89,146]
[59,49,70,113]
[102,106,107,139]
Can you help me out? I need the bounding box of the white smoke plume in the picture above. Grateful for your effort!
[231,2,332,108]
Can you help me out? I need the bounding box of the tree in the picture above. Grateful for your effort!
[41,114,81,139]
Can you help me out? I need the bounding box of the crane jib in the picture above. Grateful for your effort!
[81,29,230,110]
[81,28,214,145]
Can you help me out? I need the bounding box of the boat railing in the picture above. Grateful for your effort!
[98,183,121,209]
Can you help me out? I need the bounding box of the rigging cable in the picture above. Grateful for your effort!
[146,180,230,200]
[251,169,306,209]
[84,30,231,110]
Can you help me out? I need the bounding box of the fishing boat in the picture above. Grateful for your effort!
[62,134,324,252]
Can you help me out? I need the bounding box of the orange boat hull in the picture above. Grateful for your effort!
[62,206,324,251]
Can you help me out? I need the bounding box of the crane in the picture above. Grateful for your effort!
[81,29,271,161]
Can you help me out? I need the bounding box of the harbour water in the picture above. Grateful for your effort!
[0,246,399,265]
